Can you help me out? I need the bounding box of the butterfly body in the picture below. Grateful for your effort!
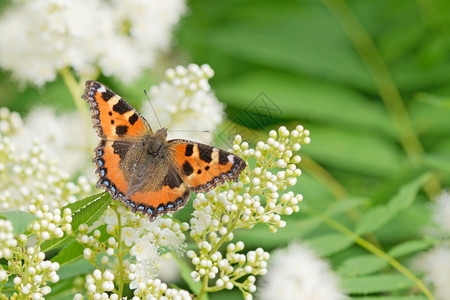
[83,80,246,221]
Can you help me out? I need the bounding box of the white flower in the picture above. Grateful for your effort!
[129,260,157,290]
[0,134,92,211]
[0,0,107,86]
[257,242,345,300]
[190,202,212,236]
[434,191,450,234]
[130,233,157,261]
[122,227,140,247]
[11,106,96,175]
[0,0,186,86]
[0,107,22,135]
[159,228,183,249]
[415,246,450,300]
[101,0,186,83]
[142,64,225,143]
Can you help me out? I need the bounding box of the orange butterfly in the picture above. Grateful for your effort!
[83,81,246,221]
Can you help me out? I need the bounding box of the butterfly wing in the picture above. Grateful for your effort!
[82,80,152,139]
[168,140,246,192]
[124,162,191,221]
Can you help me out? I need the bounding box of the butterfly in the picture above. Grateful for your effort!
[82,80,246,221]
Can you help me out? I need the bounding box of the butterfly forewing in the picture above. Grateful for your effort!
[168,140,246,192]
[82,80,151,139]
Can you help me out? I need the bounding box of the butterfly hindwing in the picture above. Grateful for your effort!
[94,139,190,221]
[125,165,191,221]
[168,140,246,192]
[82,80,151,139]
[94,139,130,201]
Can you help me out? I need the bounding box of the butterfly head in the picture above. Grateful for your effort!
[147,128,168,157]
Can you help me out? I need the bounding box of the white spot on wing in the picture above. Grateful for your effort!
[97,85,106,93]
[228,154,234,163]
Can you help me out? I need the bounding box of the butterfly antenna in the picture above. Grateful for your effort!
[144,89,163,129]
[169,129,210,133]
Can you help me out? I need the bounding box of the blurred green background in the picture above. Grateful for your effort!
[1,0,450,298]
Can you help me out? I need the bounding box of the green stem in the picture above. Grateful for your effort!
[306,207,435,300]
[196,208,242,300]
[58,67,94,150]
[196,273,209,300]
[321,0,440,197]
[116,208,125,298]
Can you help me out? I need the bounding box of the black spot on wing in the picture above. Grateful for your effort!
[112,141,131,160]
[113,100,132,115]
[198,144,213,163]
[218,151,229,165]
[185,144,194,157]
[163,167,183,189]
[182,161,194,176]
[101,90,115,102]
[115,125,128,136]
[129,113,138,125]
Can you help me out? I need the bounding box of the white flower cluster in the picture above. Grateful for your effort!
[0,219,15,259]
[0,107,22,135]
[77,204,189,295]
[11,106,97,175]
[0,134,93,211]
[82,269,116,300]
[0,0,186,86]
[188,125,310,298]
[415,191,450,299]
[258,243,345,300]
[433,191,450,234]
[27,195,73,240]
[142,64,224,143]
[188,241,268,300]
[131,278,191,300]
[416,246,450,300]
[0,201,72,299]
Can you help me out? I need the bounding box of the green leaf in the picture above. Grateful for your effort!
[387,173,431,211]
[56,259,94,280]
[51,241,84,265]
[338,255,388,276]
[41,193,111,252]
[355,206,394,235]
[341,274,415,294]
[68,192,112,229]
[356,174,429,235]
[325,197,367,216]
[0,211,35,235]
[234,222,304,249]
[173,255,207,299]
[389,240,433,258]
[215,71,392,136]
[306,233,353,256]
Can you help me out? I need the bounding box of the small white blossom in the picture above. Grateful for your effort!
[130,233,158,262]
[142,64,224,143]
